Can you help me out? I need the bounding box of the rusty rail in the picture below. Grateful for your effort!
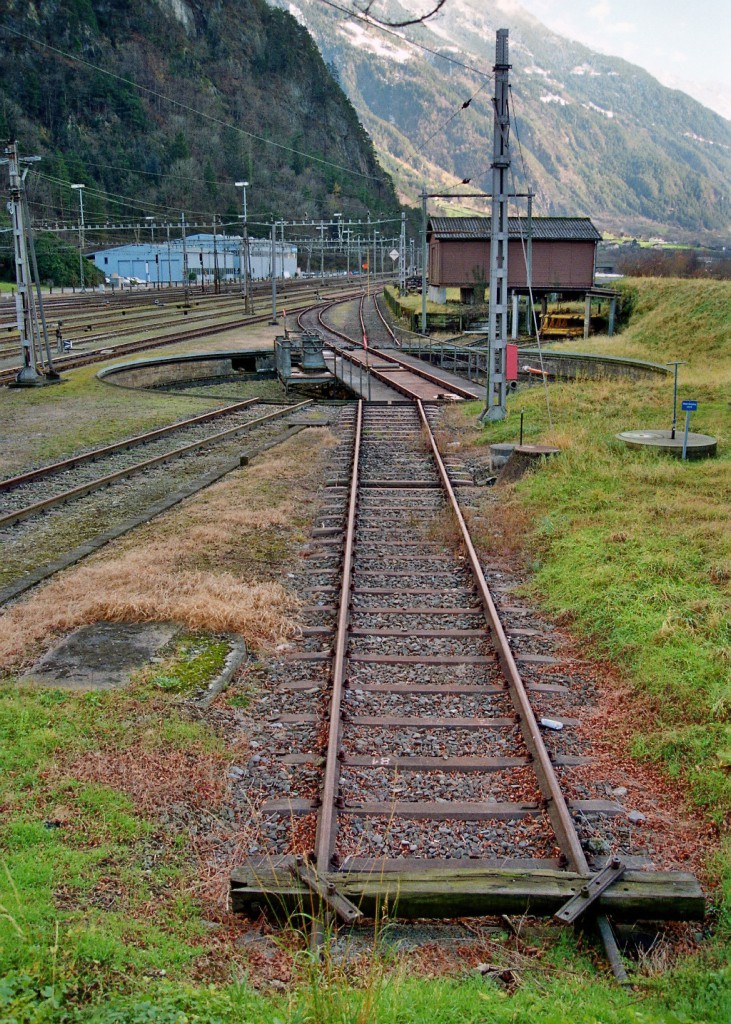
[0,399,261,493]
[415,399,628,982]
[315,399,363,876]
[0,401,312,530]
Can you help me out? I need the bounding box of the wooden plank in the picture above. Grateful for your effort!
[230,864,705,922]
[350,606,484,616]
[343,856,564,873]
[346,715,516,729]
[353,588,478,598]
[291,860,363,924]
[349,627,487,639]
[349,654,495,665]
[341,754,528,771]
[344,682,506,695]
[342,801,538,820]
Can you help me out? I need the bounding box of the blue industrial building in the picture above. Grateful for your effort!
[91,235,298,285]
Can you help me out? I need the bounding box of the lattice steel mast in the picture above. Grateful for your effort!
[481,28,511,422]
[1,142,57,385]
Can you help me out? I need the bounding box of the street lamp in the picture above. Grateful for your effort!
[235,180,252,312]
[70,184,86,291]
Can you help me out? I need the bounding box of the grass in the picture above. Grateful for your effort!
[140,632,232,696]
[0,684,224,1013]
[0,425,344,1022]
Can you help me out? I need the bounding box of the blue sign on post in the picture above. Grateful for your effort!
[681,400,698,460]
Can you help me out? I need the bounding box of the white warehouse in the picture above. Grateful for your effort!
[91,234,298,285]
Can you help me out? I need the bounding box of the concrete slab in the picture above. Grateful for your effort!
[616,429,717,458]
[22,621,180,690]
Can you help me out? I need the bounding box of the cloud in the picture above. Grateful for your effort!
[589,1,611,20]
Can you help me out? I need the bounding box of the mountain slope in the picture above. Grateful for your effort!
[275,0,730,241]
[0,0,399,229]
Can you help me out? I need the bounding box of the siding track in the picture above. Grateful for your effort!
[231,401,703,978]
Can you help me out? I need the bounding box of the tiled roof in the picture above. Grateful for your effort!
[428,216,602,242]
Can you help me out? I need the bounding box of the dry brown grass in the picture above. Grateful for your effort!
[0,428,336,671]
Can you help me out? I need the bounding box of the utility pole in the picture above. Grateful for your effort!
[481,29,511,422]
[212,214,219,294]
[319,220,325,281]
[166,222,172,287]
[420,188,428,334]
[22,185,55,370]
[270,221,278,324]
[373,230,378,294]
[71,183,86,290]
[235,181,253,312]
[399,212,406,295]
[1,143,57,384]
[181,211,190,305]
[366,213,371,298]
[281,220,285,282]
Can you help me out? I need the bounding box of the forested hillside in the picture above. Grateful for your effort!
[0,0,399,230]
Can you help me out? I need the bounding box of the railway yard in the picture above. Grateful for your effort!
[0,277,729,1022]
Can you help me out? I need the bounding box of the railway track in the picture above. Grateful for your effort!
[0,399,325,601]
[298,295,478,402]
[0,400,305,528]
[0,283,344,354]
[1,274,702,971]
[0,284,364,386]
[231,400,703,974]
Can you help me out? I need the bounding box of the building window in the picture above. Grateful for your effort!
[104,257,108,264]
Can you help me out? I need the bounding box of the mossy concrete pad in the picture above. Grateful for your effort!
[22,621,180,690]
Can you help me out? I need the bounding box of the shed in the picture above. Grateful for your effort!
[427,217,601,303]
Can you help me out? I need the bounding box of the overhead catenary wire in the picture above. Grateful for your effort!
[39,155,394,210]
[419,78,492,149]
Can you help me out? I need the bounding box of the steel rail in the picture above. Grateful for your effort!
[314,298,476,401]
[0,289,364,386]
[0,399,261,493]
[307,305,464,402]
[315,398,363,876]
[372,293,400,346]
[415,399,628,982]
[415,399,585,869]
[0,401,312,530]
[0,279,362,333]
[0,285,363,350]
[358,294,368,349]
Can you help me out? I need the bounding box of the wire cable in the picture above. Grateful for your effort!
[507,162,552,429]
[419,78,492,149]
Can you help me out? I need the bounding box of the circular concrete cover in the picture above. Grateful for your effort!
[617,429,717,458]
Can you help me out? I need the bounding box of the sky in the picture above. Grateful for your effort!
[510,0,731,119]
